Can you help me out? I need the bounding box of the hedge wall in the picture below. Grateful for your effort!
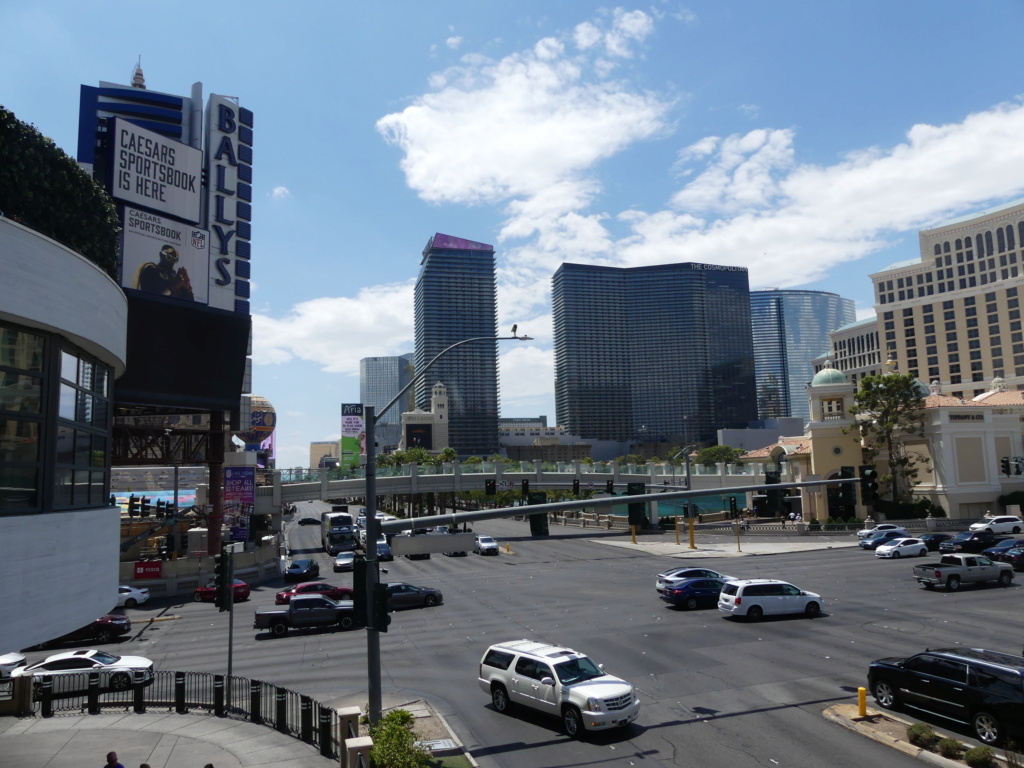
[0,105,119,278]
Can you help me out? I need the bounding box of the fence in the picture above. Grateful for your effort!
[29,670,342,758]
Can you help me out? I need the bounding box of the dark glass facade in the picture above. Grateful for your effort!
[553,262,756,444]
[750,290,856,423]
[414,234,498,456]
[360,353,414,452]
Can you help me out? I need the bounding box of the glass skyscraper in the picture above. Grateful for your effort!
[553,262,756,445]
[414,233,499,457]
[360,353,414,451]
[749,289,856,424]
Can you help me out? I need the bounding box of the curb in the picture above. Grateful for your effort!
[822,704,968,768]
[432,708,480,767]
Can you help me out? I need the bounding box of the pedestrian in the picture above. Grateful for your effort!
[104,752,125,768]
[788,511,796,523]
[140,764,151,768]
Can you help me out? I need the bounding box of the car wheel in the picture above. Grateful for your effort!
[923,582,935,590]
[684,597,699,611]
[110,672,131,691]
[124,598,137,608]
[337,614,354,631]
[985,528,994,534]
[974,711,1001,745]
[95,629,113,644]
[563,705,584,738]
[271,621,288,638]
[947,576,961,591]
[1015,527,1022,534]
[491,684,510,713]
[424,595,438,607]
[746,605,764,621]
[804,601,821,617]
[872,680,898,710]
[918,549,927,557]
[999,571,1013,587]
[892,551,901,559]
[193,592,203,602]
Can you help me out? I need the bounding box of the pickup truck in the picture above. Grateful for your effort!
[912,554,1014,591]
[253,594,356,637]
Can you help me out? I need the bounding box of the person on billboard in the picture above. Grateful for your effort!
[134,244,194,300]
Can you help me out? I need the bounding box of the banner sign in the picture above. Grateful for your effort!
[110,118,202,223]
[224,467,255,542]
[341,403,365,467]
[134,561,163,580]
[121,206,209,303]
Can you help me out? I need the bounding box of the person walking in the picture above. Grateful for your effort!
[104,752,125,768]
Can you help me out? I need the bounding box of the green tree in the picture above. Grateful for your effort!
[695,445,744,467]
[849,372,929,503]
[463,455,483,465]
[369,709,429,768]
[404,446,431,464]
[437,447,458,463]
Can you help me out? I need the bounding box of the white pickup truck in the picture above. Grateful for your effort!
[912,553,1014,591]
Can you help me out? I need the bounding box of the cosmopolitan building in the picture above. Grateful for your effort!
[414,234,498,456]
[553,262,757,446]
[750,289,855,423]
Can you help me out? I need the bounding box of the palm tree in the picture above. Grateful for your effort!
[438,447,458,463]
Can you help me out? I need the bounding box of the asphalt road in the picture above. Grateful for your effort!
[35,502,1022,768]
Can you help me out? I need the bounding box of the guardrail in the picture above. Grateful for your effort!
[29,670,341,758]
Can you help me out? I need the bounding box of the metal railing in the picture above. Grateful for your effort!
[30,670,341,758]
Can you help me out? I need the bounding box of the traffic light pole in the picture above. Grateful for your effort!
[364,407,383,726]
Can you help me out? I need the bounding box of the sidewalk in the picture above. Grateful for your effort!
[594,533,861,558]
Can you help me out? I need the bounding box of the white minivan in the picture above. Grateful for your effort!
[718,579,823,621]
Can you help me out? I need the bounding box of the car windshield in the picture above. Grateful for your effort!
[554,656,605,685]
[92,651,119,664]
[951,532,973,542]
[479,537,494,543]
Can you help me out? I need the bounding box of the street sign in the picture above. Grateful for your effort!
[390,532,476,556]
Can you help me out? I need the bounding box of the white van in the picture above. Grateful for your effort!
[717,579,823,620]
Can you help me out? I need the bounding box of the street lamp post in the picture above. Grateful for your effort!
[363,331,531,724]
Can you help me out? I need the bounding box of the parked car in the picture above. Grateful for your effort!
[474,535,500,555]
[659,578,727,610]
[982,538,1024,558]
[718,579,823,620]
[919,533,955,551]
[656,567,735,593]
[385,583,443,609]
[859,530,908,550]
[12,649,155,693]
[874,538,929,559]
[333,552,356,572]
[478,639,640,737]
[868,647,1024,745]
[997,548,1024,570]
[193,579,250,603]
[939,531,1008,554]
[116,585,150,609]
[970,516,1024,534]
[275,582,354,605]
[285,558,320,581]
[857,523,908,539]
[34,615,132,648]
[0,652,26,678]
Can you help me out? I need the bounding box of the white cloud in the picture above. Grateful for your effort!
[446,36,463,50]
[500,344,553,405]
[271,186,291,199]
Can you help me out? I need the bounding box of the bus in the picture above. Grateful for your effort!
[322,510,357,554]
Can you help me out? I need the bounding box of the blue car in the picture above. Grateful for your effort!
[859,531,906,550]
[982,538,1024,558]
[376,540,394,562]
[659,578,727,610]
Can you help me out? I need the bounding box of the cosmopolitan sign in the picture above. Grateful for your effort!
[110,118,202,223]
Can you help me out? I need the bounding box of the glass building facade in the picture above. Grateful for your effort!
[750,290,856,424]
[553,262,756,445]
[360,353,414,452]
[414,233,499,457]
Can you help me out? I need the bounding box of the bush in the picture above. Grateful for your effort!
[964,745,997,768]
[370,709,430,768]
[937,738,963,759]
[808,518,821,531]
[906,723,939,749]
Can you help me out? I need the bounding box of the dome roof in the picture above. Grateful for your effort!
[811,366,847,386]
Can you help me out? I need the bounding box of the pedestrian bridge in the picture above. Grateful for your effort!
[253,460,795,517]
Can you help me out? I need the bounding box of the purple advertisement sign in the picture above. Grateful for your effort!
[431,233,493,251]
[224,467,255,542]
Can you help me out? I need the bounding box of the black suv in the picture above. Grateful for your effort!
[868,647,1024,745]
[939,531,1007,554]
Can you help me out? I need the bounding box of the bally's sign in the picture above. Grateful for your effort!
[110,118,202,223]
[205,94,253,313]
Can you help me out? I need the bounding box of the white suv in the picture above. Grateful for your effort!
[478,640,640,737]
[969,516,1024,534]
[718,579,823,621]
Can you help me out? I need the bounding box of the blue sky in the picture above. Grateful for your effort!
[6,2,1024,468]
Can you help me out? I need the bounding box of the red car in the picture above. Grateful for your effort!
[193,579,251,603]
[275,582,354,605]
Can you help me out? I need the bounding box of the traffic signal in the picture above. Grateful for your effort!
[859,465,879,506]
[626,482,646,527]
[1002,457,1012,476]
[521,480,529,496]
[1017,458,1023,476]
[605,480,614,494]
[729,496,738,515]
[372,582,392,632]
[139,496,151,518]
[127,495,139,518]
[839,466,856,508]
[213,548,233,612]
[572,479,580,496]
[485,479,496,496]
[527,491,549,536]
[352,555,368,628]
[155,499,166,519]
[764,469,782,513]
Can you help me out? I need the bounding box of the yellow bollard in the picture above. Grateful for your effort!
[674,516,680,546]
[631,525,636,544]
[688,517,695,549]
[858,687,867,717]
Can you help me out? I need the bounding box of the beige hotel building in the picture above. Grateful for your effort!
[869,199,1024,398]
